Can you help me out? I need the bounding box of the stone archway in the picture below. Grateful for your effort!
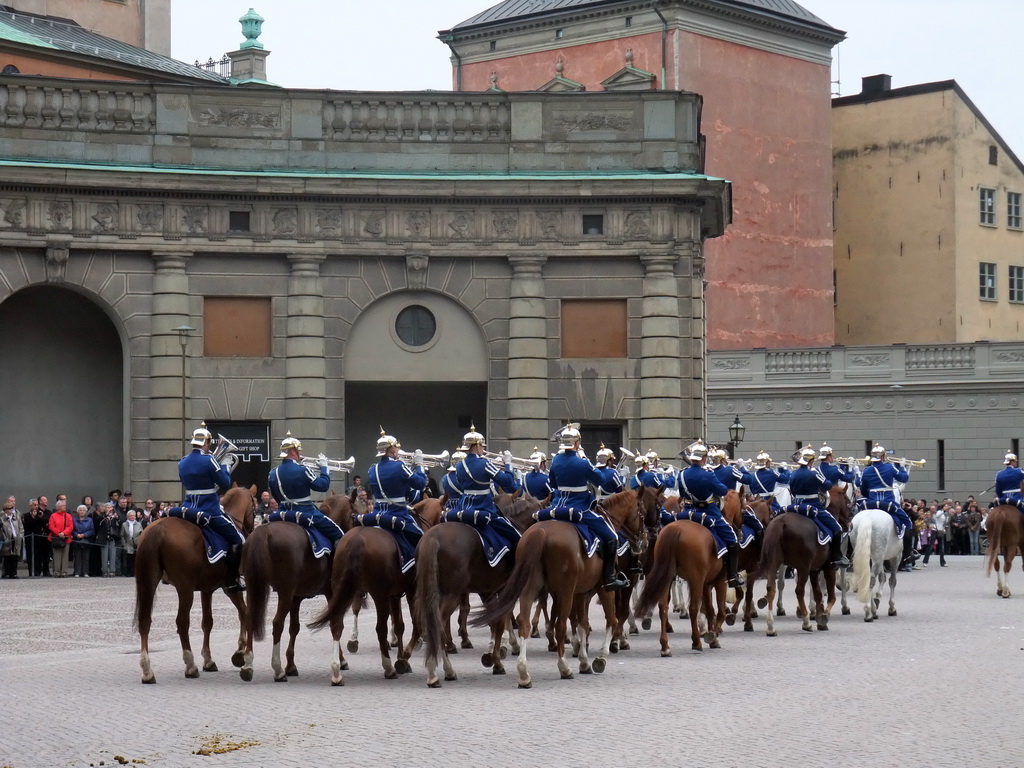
[343,290,489,472]
[0,285,124,505]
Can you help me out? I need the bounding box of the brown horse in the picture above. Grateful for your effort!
[470,489,644,688]
[984,505,1024,598]
[307,514,433,685]
[238,489,354,682]
[133,485,257,684]
[753,486,851,636]
[730,496,773,632]
[607,484,662,652]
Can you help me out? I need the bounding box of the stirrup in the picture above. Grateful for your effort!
[728,574,744,588]
[603,573,630,590]
[224,579,246,593]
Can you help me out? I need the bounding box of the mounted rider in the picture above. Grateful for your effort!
[523,447,553,502]
[449,426,522,564]
[818,445,855,486]
[539,424,630,590]
[592,444,625,502]
[359,429,427,571]
[672,441,743,588]
[440,449,467,512]
[268,431,343,551]
[630,452,661,491]
[646,449,676,490]
[992,452,1024,512]
[787,446,850,568]
[742,451,782,514]
[177,422,245,592]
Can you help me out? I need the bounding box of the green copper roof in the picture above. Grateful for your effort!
[0,18,59,48]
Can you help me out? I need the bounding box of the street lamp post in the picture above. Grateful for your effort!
[727,415,745,459]
[891,383,903,455]
[174,325,195,451]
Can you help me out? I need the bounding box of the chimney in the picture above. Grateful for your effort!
[861,74,892,96]
[226,8,271,84]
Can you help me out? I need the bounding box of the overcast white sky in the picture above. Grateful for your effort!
[171,0,1024,155]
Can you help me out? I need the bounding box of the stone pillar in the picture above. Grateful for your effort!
[286,254,327,447]
[507,255,548,457]
[639,252,684,458]
[148,250,192,501]
[681,241,706,444]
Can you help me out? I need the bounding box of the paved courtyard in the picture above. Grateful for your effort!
[0,556,1020,768]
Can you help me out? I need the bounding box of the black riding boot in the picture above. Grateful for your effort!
[829,532,850,568]
[726,543,744,588]
[601,541,630,590]
[900,533,913,570]
[223,543,245,593]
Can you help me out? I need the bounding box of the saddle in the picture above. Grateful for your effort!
[266,510,331,559]
[782,505,832,545]
[166,507,231,564]
[532,507,628,559]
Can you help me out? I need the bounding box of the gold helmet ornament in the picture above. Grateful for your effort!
[797,445,817,466]
[376,427,401,457]
[190,421,213,448]
[279,430,303,458]
[755,450,772,468]
[686,440,708,463]
[596,444,615,463]
[530,446,549,464]
[870,443,886,462]
[818,444,834,460]
[558,423,581,448]
[461,423,486,449]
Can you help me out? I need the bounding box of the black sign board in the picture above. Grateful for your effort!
[205,421,271,463]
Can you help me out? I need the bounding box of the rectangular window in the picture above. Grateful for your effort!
[980,187,996,225]
[990,145,999,165]
[1012,438,1020,458]
[1008,192,1022,229]
[579,423,623,463]
[625,16,633,27]
[864,440,873,458]
[980,262,997,300]
[1010,265,1024,303]
[555,28,564,39]
[228,211,251,232]
[561,299,627,358]
[203,297,272,357]
[937,439,945,492]
[582,213,604,236]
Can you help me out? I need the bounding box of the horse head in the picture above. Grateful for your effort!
[827,485,852,529]
[223,484,257,533]
[599,488,646,557]
[321,491,355,532]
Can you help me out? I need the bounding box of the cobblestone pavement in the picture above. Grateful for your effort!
[0,556,1021,768]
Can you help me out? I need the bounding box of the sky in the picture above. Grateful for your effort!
[170,0,1024,154]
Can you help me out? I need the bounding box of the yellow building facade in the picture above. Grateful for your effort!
[833,76,1024,344]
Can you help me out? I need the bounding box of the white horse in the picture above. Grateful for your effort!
[849,508,904,622]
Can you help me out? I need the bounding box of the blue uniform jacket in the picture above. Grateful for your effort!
[269,458,331,513]
[179,448,232,516]
[593,465,624,499]
[858,462,908,507]
[820,460,854,484]
[789,466,832,508]
[630,467,662,491]
[712,463,743,492]
[524,469,553,501]
[368,457,426,512]
[549,449,603,511]
[743,467,779,497]
[455,453,517,513]
[995,466,1024,498]
[441,470,464,510]
[651,466,676,489]
[677,464,730,505]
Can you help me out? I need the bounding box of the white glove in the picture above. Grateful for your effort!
[502,450,513,466]
[317,453,329,470]
[414,449,424,466]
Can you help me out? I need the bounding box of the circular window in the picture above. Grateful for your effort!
[395,305,436,347]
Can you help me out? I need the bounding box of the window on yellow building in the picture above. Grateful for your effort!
[979,188,996,226]
[1009,265,1024,303]
[979,262,997,301]
[1008,192,1021,229]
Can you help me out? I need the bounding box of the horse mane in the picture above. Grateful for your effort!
[321,491,355,532]
[222,485,256,533]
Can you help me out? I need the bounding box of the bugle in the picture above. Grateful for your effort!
[300,455,356,473]
[211,434,239,474]
[890,457,927,467]
[398,449,451,469]
[483,450,542,472]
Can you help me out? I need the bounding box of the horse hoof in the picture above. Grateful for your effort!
[185,668,200,679]
[702,631,716,644]
[756,597,767,610]
[641,618,652,631]
[286,667,298,677]
[751,609,759,618]
[710,639,721,649]
[864,616,873,623]
[385,670,399,680]
[777,608,786,617]
[888,608,897,617]
[619,640,630,651]
[665,622,674,634]
[530,628,540,638]
[817,624,829,631]
[560,671,574,680]
[331,678,344,687]
[395,659,412,675]
[340,661,349,671]
[492,665,506,676]
[842,607,851,616]
[518,680,533,689]
[691,643,703,652]
[141,676,156,685]
[231,652,244,668]
[725,613,736,627]
[347,640,358,653]
[766,630,777,637]
[499,646,508,660]
[579,665,593,675]
[593,657,607,673]
[427,679,442,688]
[801,625,813,633]
[239,668,253,683]
[481,653,493,668]
[446,671,458,681]
[610,642,618,654]
[873,598,880,609]
[445,644,457,655]
[274,674,288,682]
[461,639,473,650]
[743,625,753,633]
[660,649,672,657]
[547,642,558,653]
[203,662,218,672]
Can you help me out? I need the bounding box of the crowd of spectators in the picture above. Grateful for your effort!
[901,496,987,571]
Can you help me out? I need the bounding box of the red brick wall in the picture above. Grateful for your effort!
[461,29,835,350]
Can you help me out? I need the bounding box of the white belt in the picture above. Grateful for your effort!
[187,489,217,495]
[756,493,773,500]
[379,497,407,504]
[596,489,615,498]
[559,486,587,493]
[793,494,819,501]
[869,488,893,493]
[463,489,491,496]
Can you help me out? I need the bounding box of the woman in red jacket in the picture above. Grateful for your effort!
[48,499,74,577]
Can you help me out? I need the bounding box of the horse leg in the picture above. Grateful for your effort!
[742,576,755,632]
[458,593,473,649]
[137,573,157,684]
[708,582,726,649]
[347,597,361,653]
[375,597,398,680]
[552,590,574,680]
[329,611,346,686]
[590,588,616,674]
[505,614,521,655]
[627,587,640,635]
[815,570,831,631]
[887,559,898,616]
[764,569,778,637]
[226,590,247,669]
[657,593,672,656]
[840,559,852,615]
[392,595,412,675]
[775,565,787,616]
[573,597,591,673]
[516,595,533,688]
[199,591,218,672]
[174,587,200,678]
[794,571,813,632]
[269,592,290,681]
[530,596,543,639]
[1002,555,1013,598]
[687,578,704,651]
[285,598,302,676]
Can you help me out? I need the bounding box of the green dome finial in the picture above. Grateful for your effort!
[239,8,265,50]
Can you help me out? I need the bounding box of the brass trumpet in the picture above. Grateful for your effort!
[890,457,927,467]
[398,449,451,469]
[211,434,239,474]
[483,450,543,472]
[300,455,356,473]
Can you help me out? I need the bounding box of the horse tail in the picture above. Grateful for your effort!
[752,516,784,581]
[132,524,164,632]
[243,528,272,643]
[413,532,444,670]
[634,524,683,619]
[470,528,544,629]
[308,534,364,632]
[853,515,874,604]
[984,509,1002,577]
